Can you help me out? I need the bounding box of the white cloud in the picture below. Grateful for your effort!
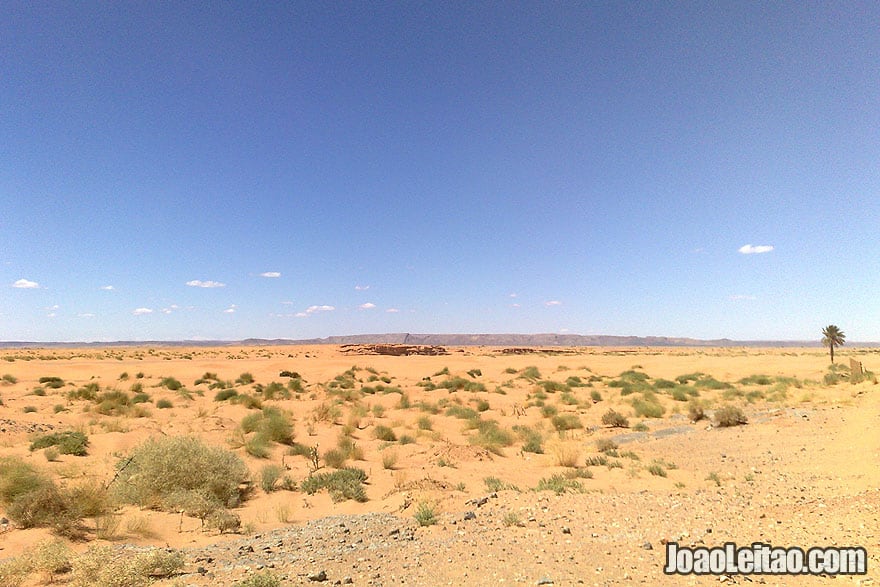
[738,244,774,255]
[306,305,335,314]
[46,312,56,318]
[510,303,521,308]
[12,278,39,289]
[281,300,294,305]
[386,308,400,313]
[186,280,226,288]
[46,304,60,310]
[132,307,153,315]
[100,285,114,291]
[260,272,281,278]
[78,313,95,318]
[359,302,376,310]
[509,293,518,298]
[223,304,237,314]
[160,308,173,314]
[544,300,562,307]
[355,285,370,291]
[295,312,308,318]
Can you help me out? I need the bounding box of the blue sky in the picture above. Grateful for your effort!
[2,3,879,342]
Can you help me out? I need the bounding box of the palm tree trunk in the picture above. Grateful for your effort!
[830,345,835,363]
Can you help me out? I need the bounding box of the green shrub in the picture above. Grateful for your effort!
[514,425,544,454]
[236,372,255,385]
[595,438,618,453]
[648,463,667,477]
[1,373,17,384]
[131,391,151,403]
[373,425,397,441]
[158,377,182,391]
[29,431,89,456]
[551,413,583,431]
[590,389,603,402]
[259,465,284,493]
[469,420,514,454]
[111,436,250,515]
[39,376,65,389]
[300,468,368,502]
[540,404,558,418]
[260,381,290,400]
[241,407,295,445]
[535,474,585,495]
[417,415,433,430]
[739,374,772,386]
[688,400,706,422]
[156,399,173,409]
[632,396,665,418]
[414,501,437,526]
[70,545,183,587]
[538,380,570,394]
[215,388,239,401]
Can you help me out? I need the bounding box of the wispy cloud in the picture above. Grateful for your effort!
[509,293,518,298]
[45,304,60,311]
[510,303,521,308]
[100,285,114,291]
[132,307,153,315]
[729,294,757,301]
[359,302,376,310]
[294,312,308,318]
[223,304,237,314]
[306,305,334,314]
[281,301,294,305]
[260,272,281,278]
[355,284,370,291]
[186,280,226,288]
[12,278,39,289]
[738,244,774,255]
[386,308,400,313]
[78,313,95,318]
[544,300,562,307]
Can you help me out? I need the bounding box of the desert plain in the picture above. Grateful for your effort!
[0,344,877,586]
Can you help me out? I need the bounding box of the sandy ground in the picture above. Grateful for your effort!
[0,345,877,585]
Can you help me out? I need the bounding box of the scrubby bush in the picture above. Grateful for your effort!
[111,436,250,516]
[70,546,183,587]
[29,430,89,456]
[632,395,665,418]
[601,409,629,428]
[551,413,583,431]
[688,400,706,422]
[414,501,438,526]
[158,377,182,391]
[300,468,368,502]
[235,571,282,587]
[241,407,295,445]
[715,405,748,427]
[39,376,65,389]
[373,425,397,442]
[469,419,514,454]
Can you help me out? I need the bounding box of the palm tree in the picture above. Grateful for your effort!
[821,325,845,364]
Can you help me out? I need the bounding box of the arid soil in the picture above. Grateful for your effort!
[0,345,877,586]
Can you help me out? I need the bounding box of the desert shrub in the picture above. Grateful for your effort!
[445,404,478,420]
[215,388,239,401]
[436,376,486,392]
[111,436,249,515]
[467,368,482,378]
[565,375,586,387]
[538,380,570,394]
[823,372,843,385]
[381,450,398,470]
[595,438,618,453]
[131,391,150,403]
[39,376,65,389]
[535,474,585,495]
[632,395,665,418]
[323,448,348,469]
[70,545,183,587]
[675,372,704,384]
[29,430,89,456]
[552,444,580,467]
[373,425,397,441]
[259,465,284,493]
[715,405,748,427]
[414,501,437,526]
[94,390,131,416]
[670,385,698,401]
[648,463,667,477]
[68,383,98,401]
[513,425,544,454]
[260,381,290,400]
[652,378,676,389]
[739,374,772,386]
[632,421,649,432]
[0,457,53,504]
[601,409,629,428]
[469,420,514,454]
[416,415,433,430]
[236,372,255,385]
[156,399,173,409]
[300,468,368,502]
[590,389,603,402]
[688,400,706,422]
[551,413,583,431]
[1,373,17,384]
[235,571,282,587]
[234,393,263,410]
[519,366,542,381]
[158,377,182,391]
[241,407,295,445]
[22,405,37,413]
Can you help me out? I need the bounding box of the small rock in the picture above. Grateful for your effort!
[642,542,653,550]
[463,511,476,521]
[561,527,571,534]
[309,570,328,582]
[537,577,554,585]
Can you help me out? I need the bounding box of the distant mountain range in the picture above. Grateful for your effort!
[1,332,872,348]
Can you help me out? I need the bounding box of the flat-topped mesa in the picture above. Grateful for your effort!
[339,344,449,356]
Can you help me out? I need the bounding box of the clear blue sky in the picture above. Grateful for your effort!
[2,3,879,342]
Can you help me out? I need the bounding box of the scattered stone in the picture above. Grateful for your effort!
[309,570,328,582]
[537,577,554,585]
[463,511,476,521]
